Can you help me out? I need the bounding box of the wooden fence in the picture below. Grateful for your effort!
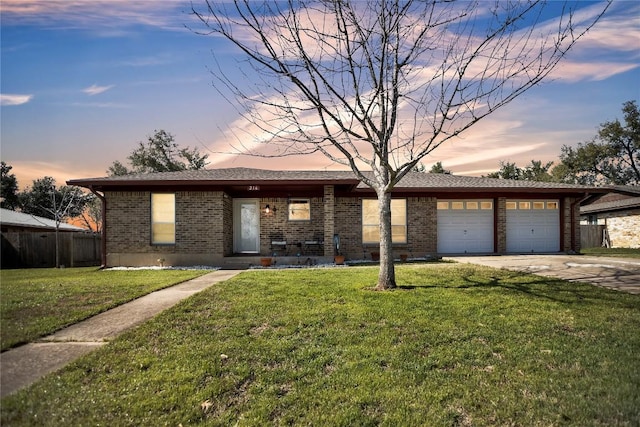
[1,232,102,269]
[580,225,608,249]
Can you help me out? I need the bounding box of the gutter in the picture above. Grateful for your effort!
[89,186,107,268]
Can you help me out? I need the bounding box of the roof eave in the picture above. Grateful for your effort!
[67,178,361,190]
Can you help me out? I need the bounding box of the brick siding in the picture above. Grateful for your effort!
[259,197,326,257]
[496,197,507,254]
[563,197,581,252]
[104,188,583,265]
[105,191,226,261]
[334,196,437,260]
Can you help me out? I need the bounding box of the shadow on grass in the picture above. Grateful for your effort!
[399,270,638,308]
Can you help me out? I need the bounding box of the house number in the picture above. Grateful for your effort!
[248,185,260,191]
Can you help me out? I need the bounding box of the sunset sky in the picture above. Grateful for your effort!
[1,1,639,190]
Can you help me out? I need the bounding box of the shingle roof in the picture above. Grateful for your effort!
[387,172,600,191]
[609,185,640,196]
[67,167,605,193]
[580,197,640,214]
[68,168,358,185]
[0,208,88,231]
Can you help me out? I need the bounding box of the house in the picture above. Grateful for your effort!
[67,168,605,268]
[0,208,88,233]
[1,208,99,268]
[580,186,640,248]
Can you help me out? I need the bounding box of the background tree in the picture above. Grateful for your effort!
[19,177,90,221]
[521,160,554,182]
[108,129,209,175]
[558,100,639,185]
[19,177,92,267]
[1,161,20,210]
[485,161,522,180]
[412,163,426,172]
[486,160,553,181]
[194,0,609,289]
[78,196,103,233]
[429,162,451,175]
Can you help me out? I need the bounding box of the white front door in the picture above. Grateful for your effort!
[233,199,260,253]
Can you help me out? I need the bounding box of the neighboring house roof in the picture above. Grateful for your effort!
[580,197,640,215]
[607,185,640,196]
[0,208,87,232]
[68,167,606,195]
[580,185,640,215]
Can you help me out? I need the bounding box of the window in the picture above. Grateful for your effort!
[288,199,310,221]
[151,193,175,244]
[362,199,407,244]
[507,200,559,210]
[438,200,493,210]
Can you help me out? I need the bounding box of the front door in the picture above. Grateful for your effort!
[233,199,260,253]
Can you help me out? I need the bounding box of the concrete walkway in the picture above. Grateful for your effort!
[0,270,242,398]
[447,255,640,294]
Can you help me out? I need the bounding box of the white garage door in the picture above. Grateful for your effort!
[437,200,494,254]
[506,200,560,253]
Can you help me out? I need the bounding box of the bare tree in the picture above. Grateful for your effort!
[79,195,103,233]
[21,179,90,268]
[193,0,609,289]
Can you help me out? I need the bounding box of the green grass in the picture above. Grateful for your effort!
[0,267,208,351]
[581,247,640,258]
[2,264,639,426]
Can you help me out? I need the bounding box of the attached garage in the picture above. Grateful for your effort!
[506,200,560,253]
[437,200,494,254]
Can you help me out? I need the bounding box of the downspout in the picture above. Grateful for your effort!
[570,193,591,254]
[89,186,107,268]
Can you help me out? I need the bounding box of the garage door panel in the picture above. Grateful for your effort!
[437,200,494,254]
[506,200,559,253]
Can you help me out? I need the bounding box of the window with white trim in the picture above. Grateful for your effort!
[151,193,175,244]
[362,199,407,244]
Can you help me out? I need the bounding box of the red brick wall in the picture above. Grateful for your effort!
[259,197,325,256]
[496,197,507,254]
[104,189,583,265]
[563,196,581,252]
[105,191,226,258]
[334,196,438,260]
[105,191,150,255]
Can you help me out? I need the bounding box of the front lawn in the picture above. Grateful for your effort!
[581,247,640,258]
[2,265,639,426]
[0,268,208,351]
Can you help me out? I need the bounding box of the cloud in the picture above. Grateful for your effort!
[0,94,34,106]
[82,84,114,96]
[552,61,639,83]
[0,0,188,33]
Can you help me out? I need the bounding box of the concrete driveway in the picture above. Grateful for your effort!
[446,255,640,295]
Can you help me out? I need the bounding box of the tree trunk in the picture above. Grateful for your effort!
[375,191,396,290]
